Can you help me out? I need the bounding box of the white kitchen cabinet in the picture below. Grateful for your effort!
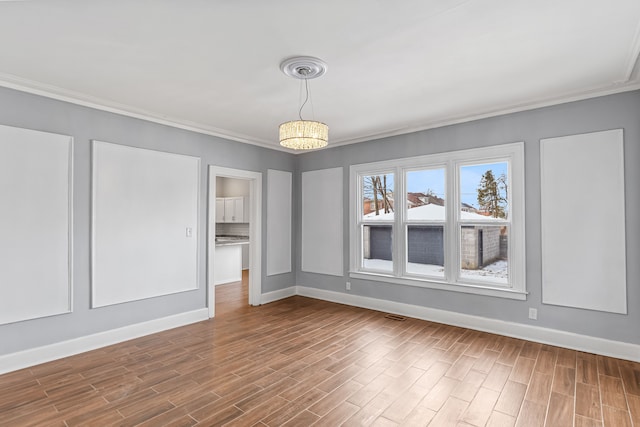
[214,244,242,285]
[216,196,247,223]
[242,197,250,223]
[215,198,225,223]
[226,197,243,223]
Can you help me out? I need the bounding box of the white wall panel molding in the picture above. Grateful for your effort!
[0,125,73,325]
[92,141,200,307]
[266,169,292,276]
[301,167,344,276]
[0,309,208,375]
[540,129,627,313]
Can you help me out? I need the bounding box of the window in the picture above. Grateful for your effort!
[458,162,509,285]
[350,143,525,300]
[360,173,394,273]
[405,168,446,279]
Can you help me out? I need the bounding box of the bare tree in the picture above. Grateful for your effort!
[363,175,393,215]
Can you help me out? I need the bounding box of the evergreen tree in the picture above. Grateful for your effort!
[477,170,507,218]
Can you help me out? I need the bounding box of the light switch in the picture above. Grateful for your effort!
[186,227,193,237]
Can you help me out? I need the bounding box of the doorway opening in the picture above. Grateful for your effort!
[215,270,249,316]
[208,166,262,318]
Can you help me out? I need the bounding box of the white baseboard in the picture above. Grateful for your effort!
[296,286,640,363]
[0,308,209,375]
[5,287,638,376]
[261,286,296,305]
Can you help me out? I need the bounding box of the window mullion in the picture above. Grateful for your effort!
[445,160,458,284]
[353,172,362,272]
[395,166,405,277]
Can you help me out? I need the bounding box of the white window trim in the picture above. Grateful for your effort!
[349,142,526,300]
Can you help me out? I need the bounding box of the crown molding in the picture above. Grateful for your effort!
[624,19,640,81]
[0,72,291,153]
[324,80,640,150]
[1,72,639,155]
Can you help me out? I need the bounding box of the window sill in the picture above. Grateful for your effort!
[348,271,527,300]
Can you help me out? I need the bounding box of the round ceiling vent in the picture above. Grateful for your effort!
[280,56,327,79]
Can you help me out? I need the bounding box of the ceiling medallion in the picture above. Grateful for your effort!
[280,56,327,80]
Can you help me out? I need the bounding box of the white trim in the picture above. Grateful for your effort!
[4,287,638,375]
[624,19,640,81]
[0,309,208,375]
[261,287,297,305]
[90,141,201,307]
[0,127,74,325]
[301,167,344,277]
[348,272,527,300]
[266,169,293,276]
[0,72,289,153]
[67,137,75,316]
[325,82,640,149]
[1,72,639,154]
[539,130,627,314]
[295,286,640,363]
[349,142,526,299]
[208,166,263,317]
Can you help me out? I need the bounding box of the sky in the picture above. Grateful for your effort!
[371,161,508,208]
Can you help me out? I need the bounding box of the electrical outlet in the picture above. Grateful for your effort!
[528,308,538,320]
[346,282,351,291]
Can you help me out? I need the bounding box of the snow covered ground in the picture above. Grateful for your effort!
[460,259,508,284]
[362,258,394,272]
[406,263,445,276]
[363,258,508,284]
[363,204,503,221]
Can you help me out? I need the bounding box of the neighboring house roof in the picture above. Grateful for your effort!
[406,192,444,208]
[363,204,502,221]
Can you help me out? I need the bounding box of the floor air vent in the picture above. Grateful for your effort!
[384,313,406,321]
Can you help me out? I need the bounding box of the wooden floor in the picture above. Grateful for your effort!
[1,276,640,426]
[214,270,250,317]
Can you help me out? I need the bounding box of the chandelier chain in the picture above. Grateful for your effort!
[298,76,310,121]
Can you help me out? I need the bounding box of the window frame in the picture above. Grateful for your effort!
[455,159,511,288]
[357,169,396,275]
[402,166,448,281]
[349,142,526,300]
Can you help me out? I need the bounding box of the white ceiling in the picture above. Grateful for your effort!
[0,0,639,152]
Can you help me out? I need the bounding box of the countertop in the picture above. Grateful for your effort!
[215,235,249,246]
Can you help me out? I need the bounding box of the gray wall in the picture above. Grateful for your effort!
[0,86,296,355]
[2,85,638,356]
[296,90,640,345]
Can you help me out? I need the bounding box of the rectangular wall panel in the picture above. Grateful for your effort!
[266,169,292,276]
[302,167,344,276]
[0,125,73,325]
[540,129,626,313]
[92,141,200,307]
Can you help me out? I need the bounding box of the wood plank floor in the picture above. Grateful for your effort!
[1,276,639,426]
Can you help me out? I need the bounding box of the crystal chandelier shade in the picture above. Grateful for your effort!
[279,120,328,150]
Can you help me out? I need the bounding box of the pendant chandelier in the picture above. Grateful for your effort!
[279,57,329,150]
